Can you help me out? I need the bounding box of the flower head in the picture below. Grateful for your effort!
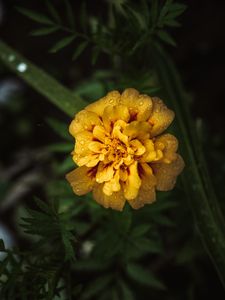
[66,88,184,211]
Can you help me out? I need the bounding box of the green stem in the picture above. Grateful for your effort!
[152,42,225,288]
[0,39,86,117]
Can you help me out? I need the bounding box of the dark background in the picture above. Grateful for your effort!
[0,0,225,299]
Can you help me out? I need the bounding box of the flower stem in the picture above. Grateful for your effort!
[0,39,86,116]
[152,42,225,289]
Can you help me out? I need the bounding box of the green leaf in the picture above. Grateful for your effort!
[73,259,110,272]
[80,275,112,300]
[46,118,71,141]
[0,40,85,117]
[163,18,180,27]
[50,35,76,53]
[61,231,75,261]
[72,40,89,61]
[126,263,165,290]
[16,7,53,25]
[34,197,54,215]
[30,26,59,36]
[131,224,151,237]
[46,0,61,23]
[0,239,6,251]
[47,143,73,153]
[157,30,176,46]
[64,0,75,28]
[119,280,134,300]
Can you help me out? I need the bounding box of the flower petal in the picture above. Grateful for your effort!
[96,162,114,183]
[121,88,153,121]
[148,97,175,137]
[152,154,185,191]
[85,91,121,117]
[123,121,151,141]
[130,139,146,156]
[69,110,101,137]
[102,104,130,132]
[74,131,93,155]
[93,183,126,211]
[93,125,108,143]
[127,163,156,209]
[66,166,95,195]
[155,133,178,163]
[123,161,142,200]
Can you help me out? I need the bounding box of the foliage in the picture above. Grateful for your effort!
[0,0,225,300]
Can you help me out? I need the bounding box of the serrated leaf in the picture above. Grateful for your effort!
[30,26,59,36]
[46,0,61,23]
[34,197,54,215]
[126,263,165,290]
[61,232,75,261]
[72,40,89,61]
[0,239,6,251]
[17,7,53,25]
[157,30,176,46]
[50,35,76,53]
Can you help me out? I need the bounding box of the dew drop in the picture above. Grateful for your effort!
[17,63,27,73]
[80,140,85,145]
[109,99,114,104]
[8,55,15,62]
[139,101,144,106]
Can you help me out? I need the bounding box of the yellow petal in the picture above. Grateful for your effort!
[93,125,108,143]
[96,162,114,183]
[121,88,153,121]
[85,91,121,117]
[88,141,104,153]
[155,133,178,163]
[103,169,121,195]
[74,131,93,155]
[112,120,129,145]
[130,139,146,156]
[102,105,130,132]
[74,153,100,167]
[93,183,126,211]
[128,163,156,209]
[123,121,151,141]
[124,161,142,200]
[148,97,175,137]
[140,139,156,162]
[152,154,185,191]
[69,110,101,137]
[66,166,94,195]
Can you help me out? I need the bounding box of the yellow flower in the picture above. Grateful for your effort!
[66,88,184,211]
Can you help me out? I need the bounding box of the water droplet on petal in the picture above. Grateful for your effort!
[8,55,15,62]
[80,140,85,145]
[139,101,143,106]
[109,99,114,104]
[17,63,27,73]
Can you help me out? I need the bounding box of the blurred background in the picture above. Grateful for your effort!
[0,0,225,299]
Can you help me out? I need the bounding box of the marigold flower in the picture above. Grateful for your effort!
[66,88,184,211]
